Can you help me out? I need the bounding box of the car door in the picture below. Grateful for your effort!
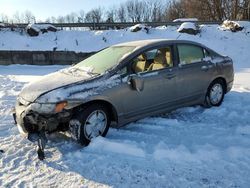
[119,46,178,119]
[176,44,215,103]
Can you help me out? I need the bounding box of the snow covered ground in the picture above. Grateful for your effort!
[0,22,250,187]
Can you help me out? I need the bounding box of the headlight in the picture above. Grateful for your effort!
[29,101,68,114]
[30,103,57,113]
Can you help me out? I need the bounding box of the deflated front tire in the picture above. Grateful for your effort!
[69,104,111,146]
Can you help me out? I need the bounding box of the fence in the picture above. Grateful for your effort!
[0,51,93,65]
[0,21,223,30]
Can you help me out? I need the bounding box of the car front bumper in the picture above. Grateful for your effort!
[13,101,72,136]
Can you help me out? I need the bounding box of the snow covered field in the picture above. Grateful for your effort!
[1,22,250,187]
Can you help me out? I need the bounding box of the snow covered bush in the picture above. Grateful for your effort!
[129,24,150,33]
[177,22,200,35]
[26,24,57,37]
[220,20,244,32]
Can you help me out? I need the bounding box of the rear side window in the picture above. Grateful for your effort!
[177,44,204,65]
[204,48,220,58]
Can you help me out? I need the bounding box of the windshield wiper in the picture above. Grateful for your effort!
[71,67,100,76]
[87,72,100,76]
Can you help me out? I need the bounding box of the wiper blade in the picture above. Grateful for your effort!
[72,67,100,76]
[87,72,100,76]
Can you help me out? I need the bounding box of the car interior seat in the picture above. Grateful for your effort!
[148,49,167,71]
[133,54,147,73]
[165,49,173,67]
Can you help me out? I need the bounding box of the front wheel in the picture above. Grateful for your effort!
[69,104,110,146]
[204,80,225,107]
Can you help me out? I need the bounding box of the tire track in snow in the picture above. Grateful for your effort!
[1,71,250,187]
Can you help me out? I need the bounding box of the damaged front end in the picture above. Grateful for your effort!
[14,97,72,134]
[13,97,74,160]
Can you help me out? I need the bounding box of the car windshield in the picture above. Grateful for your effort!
[74,46,136,75]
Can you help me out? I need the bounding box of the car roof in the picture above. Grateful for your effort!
[113,39,205,49]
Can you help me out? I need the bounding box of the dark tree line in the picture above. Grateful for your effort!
[167,0,250,21]
[1,0,249,23]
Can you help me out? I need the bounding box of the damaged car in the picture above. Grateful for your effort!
[13,39,234,160]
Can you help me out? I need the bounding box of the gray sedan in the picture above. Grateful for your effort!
[14,39,234,159]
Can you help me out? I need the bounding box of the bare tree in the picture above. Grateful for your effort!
[166,0,187,20]
[117,5,127,22]
[12,11,22,23]
[125,0,145,22]
[1,13,10,23]
[106,8,116,22]
[78,10,85,22]
[24,10,36,23]
[241,0,250,19]
[85,8,103,23]
[4,0,250,25]
[56,16,66,23]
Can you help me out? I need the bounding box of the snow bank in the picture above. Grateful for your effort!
[177,22,200,35]
[1,22,248,63]
[26,23,57,36]
[220,20,244,32]
[129,24,149,33]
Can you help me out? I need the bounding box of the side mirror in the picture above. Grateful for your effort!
[178,63,185,68]
[202,57,212,63]
[127,75,144,92]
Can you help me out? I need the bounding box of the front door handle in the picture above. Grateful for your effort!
[201,65,209,71]
[166,74,176,79]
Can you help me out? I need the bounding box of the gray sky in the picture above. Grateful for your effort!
[0,0,129,20]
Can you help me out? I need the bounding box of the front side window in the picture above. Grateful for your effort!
[129,46,173,74]
[178,44,204,65]
[75,46,136,74]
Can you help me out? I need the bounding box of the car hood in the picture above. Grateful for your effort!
[19,69,92,103]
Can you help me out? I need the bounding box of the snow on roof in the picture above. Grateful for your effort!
[173,18,198,22]
[113,39,173,47]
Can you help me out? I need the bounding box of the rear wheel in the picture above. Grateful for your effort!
[204,79,225,107]
[69,104,110,146]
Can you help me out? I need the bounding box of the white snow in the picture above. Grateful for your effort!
[177,22,198,32]
[129,24,149,32]
[0,22,250,187]
[219,20,243,31]
[27,23,57,30]
[173,18,199,22]
[0,21,247,54]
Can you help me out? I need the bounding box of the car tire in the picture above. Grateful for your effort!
[204,79,225,108]
[69,104,110,146]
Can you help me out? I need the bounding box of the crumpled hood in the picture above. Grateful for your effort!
[19,69,92,103]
